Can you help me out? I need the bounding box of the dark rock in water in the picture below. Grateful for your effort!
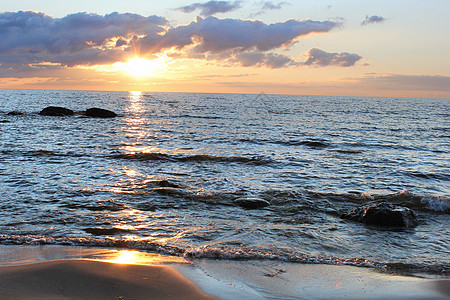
[84,227,132,236]
[7,111,23,116]
[234,197,270,209]
[158,180,182,188]
[341,202,418,228]
[39,106,74,116]
[301,140,329,148]
[152,187,186,196]
[85,107,117,118]
[0,120,11,123]
[135,203,157,212]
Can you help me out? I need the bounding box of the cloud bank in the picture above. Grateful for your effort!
[0,11,358,71]
[355,73,450,91]
[361,15,385,26]
[138,16,341,53]
[0,11,168,66]
[177,1,241,17]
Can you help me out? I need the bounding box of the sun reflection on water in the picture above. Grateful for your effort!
[121,90,151,152]
[127,90,143,114]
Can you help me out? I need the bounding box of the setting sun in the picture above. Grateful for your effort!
[115,56,168,77]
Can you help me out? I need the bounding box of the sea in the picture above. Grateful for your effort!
[0,89,449,275]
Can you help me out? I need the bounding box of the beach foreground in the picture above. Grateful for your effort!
[0,245,448,299]
[0,259,215,300]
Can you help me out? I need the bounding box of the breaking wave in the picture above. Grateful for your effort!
[0,234,447,275]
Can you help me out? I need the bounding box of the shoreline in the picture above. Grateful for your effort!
[0,245,449,299]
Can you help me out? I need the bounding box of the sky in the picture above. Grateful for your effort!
[1,0,449,98]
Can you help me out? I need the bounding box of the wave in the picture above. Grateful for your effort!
[406,171,450,181]
[369,190,450,213]
[260,189,450,213]
[1,149,86,158]
[334,149,363,154]
[238,138,331,148]
[0,234,447,275]
[281,140,330,148]
[178,114,223,120]
[111,185,449,214]
[112,152,274,166]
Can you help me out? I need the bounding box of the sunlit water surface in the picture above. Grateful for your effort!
[0,90,449,274]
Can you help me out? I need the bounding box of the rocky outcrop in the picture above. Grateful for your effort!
[38,106,118,118]
[234,197,270,209]
[341,202,418,228]
[39,106,74,116]
[85,107,117,118]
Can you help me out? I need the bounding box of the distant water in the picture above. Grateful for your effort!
[0,89,449,274]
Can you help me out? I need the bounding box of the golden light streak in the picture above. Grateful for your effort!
[100,249,187,265]
[112,250,140,264]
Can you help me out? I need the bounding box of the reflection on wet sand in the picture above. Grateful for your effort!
[0,245,187,266]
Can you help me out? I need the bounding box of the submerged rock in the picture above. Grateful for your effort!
[39,106,74,116]
[234,197,270,209]
[152,187,186,196]
[84,227,132,236]
[85,107,117,118]
[341,202,418,228]
[7,111,23,116]
[157,180,182,188]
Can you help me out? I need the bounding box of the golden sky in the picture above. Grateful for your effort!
[1,1,449,98]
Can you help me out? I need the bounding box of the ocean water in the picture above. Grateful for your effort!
[0,89,449,274]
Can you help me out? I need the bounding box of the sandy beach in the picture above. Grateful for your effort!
[0,245,448,299]
[0,259,215,300]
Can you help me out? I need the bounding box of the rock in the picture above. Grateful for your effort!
[301,141,329,148]
[341,202,418,228]
[84,227,131,236]
[39,106,74,116]
[158,180,182,188]
[7,111,23,116]
[152,187,186,196]
[234,197,270,209]
[135,203,157,212]
[85,107,117,118]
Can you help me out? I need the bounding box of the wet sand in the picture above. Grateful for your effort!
[0,245,448,299]
[0,259,215,300]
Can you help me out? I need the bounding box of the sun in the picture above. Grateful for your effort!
[115,56,168,77]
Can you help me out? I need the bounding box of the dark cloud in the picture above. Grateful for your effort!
[261,1,289,10]
[250,1,290,17]
[361,15,386,26]
[225,47,362,69]
[115,39,128,47]
[0,11,168,66]
[139,16,341,54]
[177,1,241,17]
[234,51,297,68]
[1,11,352,72]
[302,48,362,67]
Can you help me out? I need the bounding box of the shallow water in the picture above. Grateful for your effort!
[0,89,449,274]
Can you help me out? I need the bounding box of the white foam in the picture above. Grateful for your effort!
[421,196,450,212]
